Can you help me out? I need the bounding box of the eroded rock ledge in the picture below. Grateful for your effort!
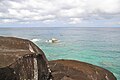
[0,36,116,80]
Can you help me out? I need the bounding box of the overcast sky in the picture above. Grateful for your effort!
[0,0,120,27]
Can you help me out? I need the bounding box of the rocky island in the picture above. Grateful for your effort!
[0,36,116,80]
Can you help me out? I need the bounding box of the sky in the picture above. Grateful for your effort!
[0,0,120,27]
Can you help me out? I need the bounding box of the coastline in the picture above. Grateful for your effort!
[0,36,117,80]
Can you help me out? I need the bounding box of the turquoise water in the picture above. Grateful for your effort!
[0,27,120,79]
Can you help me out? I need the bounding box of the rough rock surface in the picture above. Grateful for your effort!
[49,60,117,80]
[0,36,50,80]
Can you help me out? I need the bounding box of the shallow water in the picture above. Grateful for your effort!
[0,27,120,79]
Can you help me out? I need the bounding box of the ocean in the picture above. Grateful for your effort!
[0,27,120,79]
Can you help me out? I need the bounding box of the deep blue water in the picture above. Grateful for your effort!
[0,27,120,79]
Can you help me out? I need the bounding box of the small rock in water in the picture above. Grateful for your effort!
[46,38,59,43]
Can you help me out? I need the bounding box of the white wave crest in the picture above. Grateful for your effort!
[31,39,41,42]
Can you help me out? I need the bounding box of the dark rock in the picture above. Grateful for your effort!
[49,60,117,80]
[0,36,50,80]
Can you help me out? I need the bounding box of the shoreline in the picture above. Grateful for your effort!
[0,36,117,80]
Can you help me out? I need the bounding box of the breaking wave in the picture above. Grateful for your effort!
[31,39,41,42]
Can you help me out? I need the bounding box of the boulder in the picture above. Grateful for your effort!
[0,36,50,80]
[49,60,117,80]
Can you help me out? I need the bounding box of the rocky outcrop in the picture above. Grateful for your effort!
[0,36,50,80]
[49,60,117,80]
[0,36,117,80]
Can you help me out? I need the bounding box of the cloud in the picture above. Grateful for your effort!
[0,19,18,23]
[69,18,82,24]
[106,21,120,26]
[0,0,120,24]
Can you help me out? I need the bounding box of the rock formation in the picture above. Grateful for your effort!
[0,36,50,80]
[0,36,117,80]
[49,60,116,80]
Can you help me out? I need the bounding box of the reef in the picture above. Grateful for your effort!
[0,36,116,80]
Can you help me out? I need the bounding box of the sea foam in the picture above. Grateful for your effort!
[31,39,41,42]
